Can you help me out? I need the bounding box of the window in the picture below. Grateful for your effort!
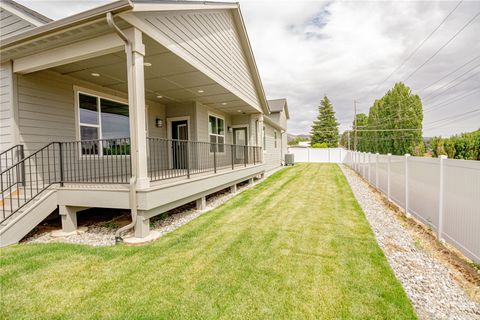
[209,115,225,152]
[263,126,266,150]
[78,92,129,155]
[274,130,278,148]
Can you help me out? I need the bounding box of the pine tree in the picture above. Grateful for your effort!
[310,96,339,147]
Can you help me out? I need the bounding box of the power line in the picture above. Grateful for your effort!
[404,10,480,82]
[422,63,480,100]
[424,107,480,127]
[370,0,464,93]
[416,54,480,92]
[424,87,480,113]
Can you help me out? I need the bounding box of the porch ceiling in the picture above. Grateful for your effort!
[50,34,256,115]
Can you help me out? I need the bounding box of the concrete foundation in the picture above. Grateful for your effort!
[196,197,206,210]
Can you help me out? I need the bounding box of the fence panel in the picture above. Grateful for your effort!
[377,155,388,194]
[443,159,480,262]
[408,157,440,230]
[389,155,405,208]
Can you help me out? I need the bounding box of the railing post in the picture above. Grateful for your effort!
[19,145,25,186]
[231,145,234,170]
[375,153,379,189]
[253,146,256,165]
[59,142,64,187]
[213,144,217,174]
[186,141,190,179]
[404,153,410,216]
[438,155,447,241]
[244,145,247,167]
[387,153,391,201]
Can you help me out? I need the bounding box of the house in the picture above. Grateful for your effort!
[0,0,289,246]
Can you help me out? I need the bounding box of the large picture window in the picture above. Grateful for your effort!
[209,115,225,153]
[78,92,130,155]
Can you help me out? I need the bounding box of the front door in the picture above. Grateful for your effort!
[233,127,247,164]
[171,120,188,169]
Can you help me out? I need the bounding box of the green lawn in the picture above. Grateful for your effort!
[0,164,416,319]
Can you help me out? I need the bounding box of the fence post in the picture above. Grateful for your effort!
[404,153,410,216]
[367,152,372,184]
[328,148,331,163]
[387,153,391,201]
[307,148,310,162]
[438,155,447,241]
[375,153,379,189]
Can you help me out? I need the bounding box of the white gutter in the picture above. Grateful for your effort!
[106,12,138,243]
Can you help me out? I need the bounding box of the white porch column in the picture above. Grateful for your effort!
[125,28,149,189]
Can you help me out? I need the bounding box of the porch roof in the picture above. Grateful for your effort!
[0,0,271,115]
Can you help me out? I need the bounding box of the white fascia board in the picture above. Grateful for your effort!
[1,2,47,27]
[13,33,124,74]
[231,7,271,115]
[119,11,263,114]
[132,3,238,12]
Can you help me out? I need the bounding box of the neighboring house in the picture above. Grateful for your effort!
[0,0,289,246]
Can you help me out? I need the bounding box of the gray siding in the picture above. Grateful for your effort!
[263,122,282,171]
[135,9,261,111]
[0,62,16,152]
[0,7,37,41]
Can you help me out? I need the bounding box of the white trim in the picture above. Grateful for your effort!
[13,33,124,74]
[75,88,130,157]
[166,116,191,141]
[208,113,226,154]
[1,2,47,27]
[132,3,238,12]
[231,125,249,146]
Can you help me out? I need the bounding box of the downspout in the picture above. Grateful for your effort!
[106,12,138,244]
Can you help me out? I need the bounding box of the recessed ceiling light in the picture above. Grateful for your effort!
[91,73,100,77]
[221,102,227,105]
[144,62,152,67]
[156,95,163,99]
[197,90,204,93]
[237,110,242,113]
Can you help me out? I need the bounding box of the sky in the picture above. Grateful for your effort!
[16,0,480,137]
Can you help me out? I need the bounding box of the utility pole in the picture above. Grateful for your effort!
[353,100,357,151]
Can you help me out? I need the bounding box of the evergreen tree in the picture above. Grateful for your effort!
[310,96,339,147]
[352,113,368,151]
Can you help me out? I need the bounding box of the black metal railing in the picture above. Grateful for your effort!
[60,138,131,184]
[1,142,60,223]
[1,137,262,223]
[0,144,24,172]
[147,138,262,182]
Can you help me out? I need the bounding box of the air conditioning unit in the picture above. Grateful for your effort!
[285,153,294,166]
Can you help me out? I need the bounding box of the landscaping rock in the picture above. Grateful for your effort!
[24,176,262,247]
[340,164,480,320]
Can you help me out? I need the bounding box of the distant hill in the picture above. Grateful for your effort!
[288,134,311,142]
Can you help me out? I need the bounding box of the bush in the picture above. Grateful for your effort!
[311,142,329,148]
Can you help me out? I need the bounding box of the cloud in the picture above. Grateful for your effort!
[17,0,480,137]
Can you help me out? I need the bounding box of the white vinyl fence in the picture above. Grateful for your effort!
[287,147,348,163]
[288,147,480,263]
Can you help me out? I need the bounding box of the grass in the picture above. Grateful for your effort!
[0,164,416,319]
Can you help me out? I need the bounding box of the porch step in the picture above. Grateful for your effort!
[0,189,57,247]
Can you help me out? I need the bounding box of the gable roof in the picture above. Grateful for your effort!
[0,0,271,115]
[268,98,290,119]
[1,0,52,26]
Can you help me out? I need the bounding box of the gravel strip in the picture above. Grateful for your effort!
[340,164,480,320]
[24,175,266,247]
